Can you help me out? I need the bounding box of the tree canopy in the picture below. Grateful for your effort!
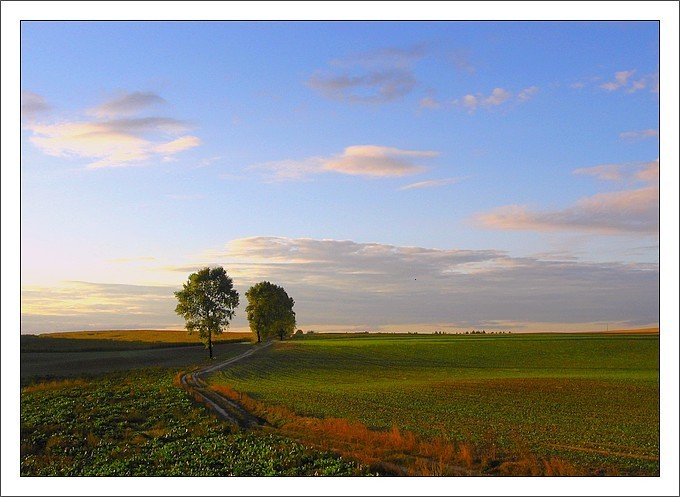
[174,267,240,358]
[245,281,296,343]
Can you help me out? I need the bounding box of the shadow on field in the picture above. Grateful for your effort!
[20,337,251,386]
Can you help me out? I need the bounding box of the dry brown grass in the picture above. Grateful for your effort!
[22,378,90,393]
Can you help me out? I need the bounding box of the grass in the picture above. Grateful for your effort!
[209,333,659,475]
[20,368,371,476]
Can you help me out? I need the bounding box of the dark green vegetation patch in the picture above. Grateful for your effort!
[21,369,369,476]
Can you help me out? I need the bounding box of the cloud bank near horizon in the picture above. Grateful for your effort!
[21,236,657,334]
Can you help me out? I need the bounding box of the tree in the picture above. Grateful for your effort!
[245,281,296,343]
[174,267,240,359]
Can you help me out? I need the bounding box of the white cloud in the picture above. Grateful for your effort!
[23,92,200,169]
[249,145,436,181]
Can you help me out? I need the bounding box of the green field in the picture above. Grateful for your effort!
[209,333,660,475]
[20,368,369,476]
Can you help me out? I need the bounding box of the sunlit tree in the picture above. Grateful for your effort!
[174,267,240,359]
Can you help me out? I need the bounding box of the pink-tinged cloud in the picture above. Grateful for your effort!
[249,145,436,180]
[452,86,537,113]
[600,69,636,91]
[419,97,441,110]
[573,159,658,183]
[475,186,659,235]
[620,129,659,142]
[323,145,434,177]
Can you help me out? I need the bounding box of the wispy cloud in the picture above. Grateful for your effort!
[249,145,437,181]
[596,69,658,93]
[448,48,476,74]
[21,90,51,120]
[21,281,180,333]
[573,159,658,183]
[86,91,166,117]
[418,96,441,110]
[309,45,425,104]
[433,86,539,114]
[398,177,464,191]
[600,69,636,91]
[23,91,200,169]
[476,159,659,235]
[619,129,659,142]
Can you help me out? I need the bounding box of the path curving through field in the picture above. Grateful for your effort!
[178,341,274,428]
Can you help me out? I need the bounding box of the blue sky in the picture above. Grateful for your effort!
[11,14,670,334]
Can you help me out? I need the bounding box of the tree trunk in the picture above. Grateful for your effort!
[208,332,213,359]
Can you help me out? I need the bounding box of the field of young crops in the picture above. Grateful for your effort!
[20,368,370,476]
[210,333,660,475]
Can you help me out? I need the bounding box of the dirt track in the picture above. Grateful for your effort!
[178,341,273,428]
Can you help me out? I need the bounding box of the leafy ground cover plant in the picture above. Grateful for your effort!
[20,368,370,476]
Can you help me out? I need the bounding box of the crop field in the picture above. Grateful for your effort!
[20,368,370,476]
[20,330,251,385]
[22,330,251,351]
[210,333,660,475]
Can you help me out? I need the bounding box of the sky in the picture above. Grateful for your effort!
[3,3,679,497]
[9,10,674,335]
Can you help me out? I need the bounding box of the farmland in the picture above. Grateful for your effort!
[20,331,251,384]
[19,329,660,476]
[209,332,660,475]
[20,368,370,476]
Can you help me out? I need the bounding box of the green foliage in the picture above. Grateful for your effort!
[245,281,296,343]
[21,369,370,476]
[175,267,240,357]
[212,334,660,475]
